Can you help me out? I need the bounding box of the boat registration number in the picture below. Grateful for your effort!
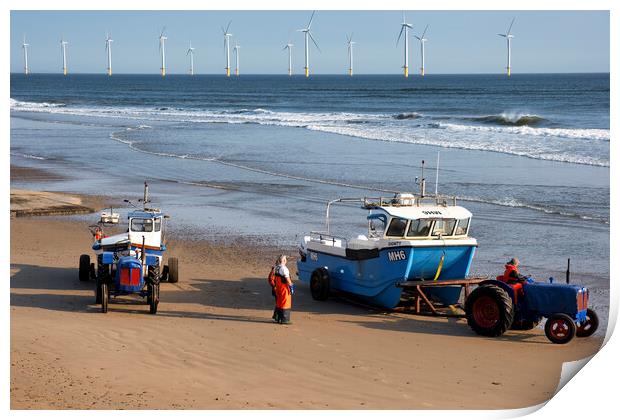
[388,250,407,262]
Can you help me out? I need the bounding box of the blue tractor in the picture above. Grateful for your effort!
[465,277,599,344]
[78,182,178,314]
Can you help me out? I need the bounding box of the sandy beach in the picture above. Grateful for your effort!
[10,192,603,410]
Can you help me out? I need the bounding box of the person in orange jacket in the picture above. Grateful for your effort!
[273,254,294,324]
[498,257,525,302]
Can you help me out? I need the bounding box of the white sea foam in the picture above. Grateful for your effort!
[11,98,610,167]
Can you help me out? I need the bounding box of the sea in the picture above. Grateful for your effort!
[10,73,610,324]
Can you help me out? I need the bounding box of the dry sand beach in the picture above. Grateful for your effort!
[10,190,603,409]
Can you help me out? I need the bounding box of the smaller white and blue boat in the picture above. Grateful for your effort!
[297,177,478,309]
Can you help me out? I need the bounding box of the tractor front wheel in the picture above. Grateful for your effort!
[465,284,514,337]
[576,309,599,338]
[149,284,160,314]
[101,282,108,313]
[545,313,576,344]
[79,254,91,282]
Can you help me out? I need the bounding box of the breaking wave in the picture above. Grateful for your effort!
[11,98,610,166]
[467,113,547,127]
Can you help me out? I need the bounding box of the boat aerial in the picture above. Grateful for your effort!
[297,160,477,309]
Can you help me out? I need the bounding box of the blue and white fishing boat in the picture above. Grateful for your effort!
[297,172,477,309]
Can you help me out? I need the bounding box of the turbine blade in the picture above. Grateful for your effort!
[307,11,316,29]
[397,25,404,46]
[225,20,232,34]
[421,24,428,39]
[507,17,516,35]
[498,33,507,37]
[160,26,166,37]
[414,35,421,41]
[308,31,321,52]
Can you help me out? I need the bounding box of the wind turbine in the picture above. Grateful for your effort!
[105,33,113,76]
[346,33,355,77]
[298,11,320,78]
[22,36,30,75]
[233,43,240,76]
[159,27,167,77]
[187,41,195,75]
[414,25,428,76]
[396,13,413,78]
[498,17,516,77]
[60,37,68,76]
[222,21,232,77]
[283,41,293,76]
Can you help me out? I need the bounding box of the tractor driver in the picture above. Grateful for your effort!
[499,257,526,302]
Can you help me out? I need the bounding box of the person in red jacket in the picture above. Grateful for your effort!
[498,257,524,302]
[273,255,294,324]
[502,257,521,283]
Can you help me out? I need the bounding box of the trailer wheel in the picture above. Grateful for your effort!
[167,257,179,284]
[101,282,108,313]
[545,313,576,344]
[576,309,599,338]
[310,268,330,301]
[79,254,91,282]
[149,284,159,314]
[465,284,514,337]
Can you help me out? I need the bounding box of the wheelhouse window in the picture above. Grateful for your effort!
[130,218,154,232]
[407,219,432,237]
[154,217,162,232]
[454,218,470,236]
[431,219,456,237]
[386,217,408,237]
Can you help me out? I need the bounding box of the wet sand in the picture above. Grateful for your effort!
[10,212,603,409]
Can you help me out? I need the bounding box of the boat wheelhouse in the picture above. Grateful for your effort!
[297,193,478,308]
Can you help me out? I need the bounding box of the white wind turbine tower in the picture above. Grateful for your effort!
[233,43,241,76]
[283,41,293,76]
[498,17,515,77]
[60,37,69,76]
[159,27,167,77]
[187,41,195,75]
[105,33,113,76]
[298,11,320,78]
[396,13,413,78]
[222,21,233,77]
[414,25,428,76]
[346,33,355,76]
[22,36,30,75]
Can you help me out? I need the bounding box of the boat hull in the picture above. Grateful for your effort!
[297,244,476,309]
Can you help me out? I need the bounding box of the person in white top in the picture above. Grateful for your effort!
[273,255,294,324]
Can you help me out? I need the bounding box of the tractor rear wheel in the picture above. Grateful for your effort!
[310,268,330,301]
[167,257,179,284]
[545,313,576,344]
[101,282,108,313]
[465,284,514,337]
[576,309,599,338]
[79,254,90,282]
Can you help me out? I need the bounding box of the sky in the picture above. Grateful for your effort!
[10,10,610,75]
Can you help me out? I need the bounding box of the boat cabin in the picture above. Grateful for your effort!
[128,209,164,249]
[367,205,472,240]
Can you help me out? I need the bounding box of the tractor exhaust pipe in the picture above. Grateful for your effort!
[141,235,147,277]
[566,258,570,284]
